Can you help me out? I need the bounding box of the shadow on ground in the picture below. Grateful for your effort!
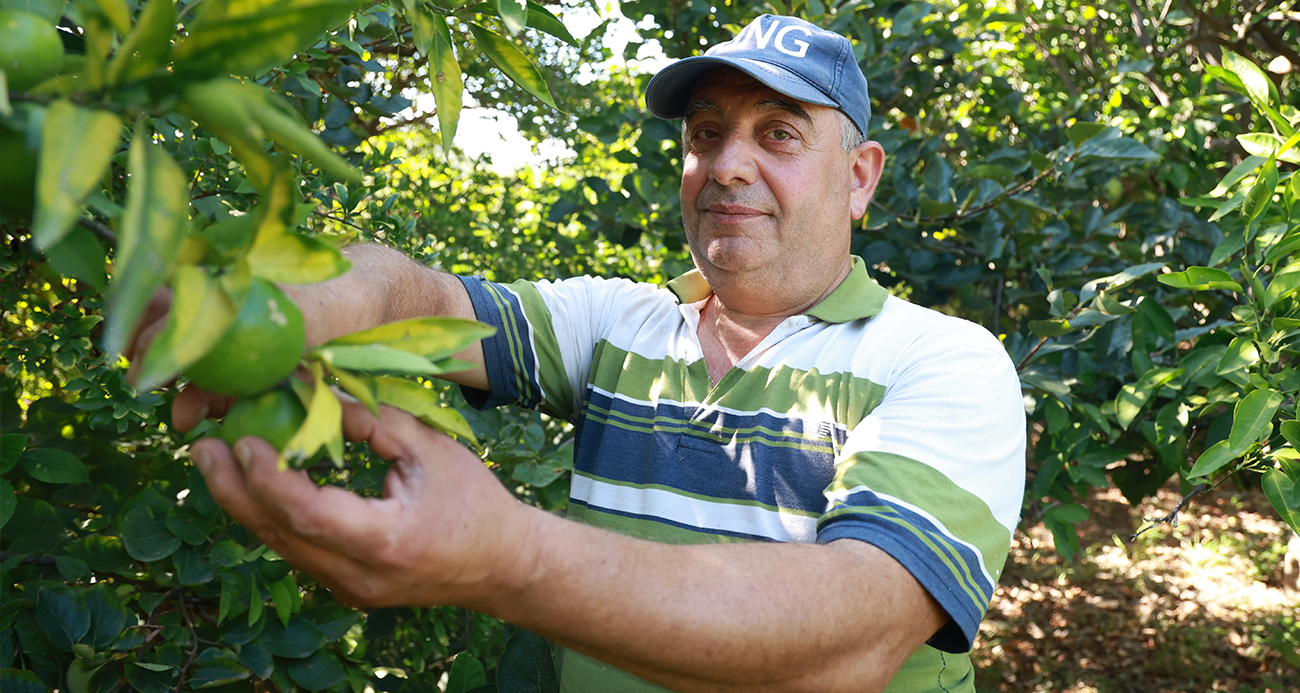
[972,482,1299,693]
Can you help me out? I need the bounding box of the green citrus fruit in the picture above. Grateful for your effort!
[0,121,38,220]
[0,10,65,92]
[185,278,306,398]
[220,387,307,451]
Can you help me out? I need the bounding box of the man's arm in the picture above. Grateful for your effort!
[191,401,946,693]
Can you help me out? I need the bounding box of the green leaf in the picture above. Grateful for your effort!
[1262,270,1300,311]
[179,79,278,193]
[92,0,132,34]
[1133,297,1176,348]
[173,548,216,585]
[0,479,15,529]
[257,616,327,658]
[121,507,182,561]
[429,14,463,147]
[1156,267,1243,293]
[324,363,379,415]
[1028,318,1074,338]
[20,447,91,484]
[1076,133,1159,163]
[44,226,108,292]
[1228,389,1283,453]
[525,2,575,44]
[1,433,26,474]
[105,129,192,357]
[65,535,134,574]
[313,344,445,375]
[83,583,129,648]
[173,0,368,77]
[0,668,48,693]
[1221,50,1279,117]
[1216,337,1259,375]
[209,540,247,568]
[287,649,346,690]
[1238,133,1300,165]
[249,89,362,182]
[1281,420,1300,449]
[497,0,527,34]
[1261,468,1300,533]
[1207,155,1266,198]
[247,233,352,284]
[326,316,495,360]
[1115,367,1182,429]
[1188,439,1235,479]
[266,574,299,627]
[374,376,478,445]
[238,643,274,680]
[135,264,238,392]
[467,23,556,109]
[106,0,176,84]
[35,585,91,651]
[283,366,343,467]
[189,657,250,689]
[1044,502,1089,524]
[1065,121,1107,145]
[496,629,557,693]
[447,653,487,693]
[32,101,123,250]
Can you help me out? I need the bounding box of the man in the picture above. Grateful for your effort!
[142,14,1025,693]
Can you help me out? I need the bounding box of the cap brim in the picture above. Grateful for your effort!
[645,56,838,120]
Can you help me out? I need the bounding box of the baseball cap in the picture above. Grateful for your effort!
[644,14,871,137]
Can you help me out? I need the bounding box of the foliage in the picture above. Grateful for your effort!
[1,0,1298,691]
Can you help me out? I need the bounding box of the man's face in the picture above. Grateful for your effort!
[679,68,881,300]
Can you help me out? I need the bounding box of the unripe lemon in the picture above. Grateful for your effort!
[185,278,305,398]
[220,387,307,451]
[0,10,65,92]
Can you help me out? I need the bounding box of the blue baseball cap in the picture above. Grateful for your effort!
[645,15,871,137]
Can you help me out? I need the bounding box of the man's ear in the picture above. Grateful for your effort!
[849,141,885,221]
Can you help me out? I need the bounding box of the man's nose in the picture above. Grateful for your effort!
[707,132,758,186]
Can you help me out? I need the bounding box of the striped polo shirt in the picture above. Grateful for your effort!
[459,258,1026,693]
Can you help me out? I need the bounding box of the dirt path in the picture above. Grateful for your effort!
[972,483,1299,693]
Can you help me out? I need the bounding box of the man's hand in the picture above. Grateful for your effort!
[189,398,538,609]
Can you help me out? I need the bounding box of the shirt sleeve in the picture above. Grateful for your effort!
[456,275,656,422]
[815,315,1026,653]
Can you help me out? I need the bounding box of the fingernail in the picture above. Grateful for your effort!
[192,448,212,474]
[196,402,210,421]
[235,440,253,470]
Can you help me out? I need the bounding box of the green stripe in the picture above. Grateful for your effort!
[575,470,821,519]
[882,646,974,693]
[506,280,576,419]
[588,343,887,425]
[484,282,529,405]
[585,402,836,452]
[566,503,756,544]
[830,451,1011,582]
[821,504,987,607]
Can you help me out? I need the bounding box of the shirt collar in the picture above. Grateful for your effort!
[665,256,889,323]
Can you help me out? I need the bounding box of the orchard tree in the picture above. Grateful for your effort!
[2,0,1298,691]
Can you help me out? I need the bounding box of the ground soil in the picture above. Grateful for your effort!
[971,482,1299,693]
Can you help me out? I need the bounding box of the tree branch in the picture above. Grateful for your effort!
[78,216,116,244]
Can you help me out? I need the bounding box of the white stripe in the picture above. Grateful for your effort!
[587,385,849,439]
[826,485,996,587]
[571,475,818,542]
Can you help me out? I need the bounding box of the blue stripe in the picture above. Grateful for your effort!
[817,489,993,653]
[458,276,542,410]
[573,389,839,515]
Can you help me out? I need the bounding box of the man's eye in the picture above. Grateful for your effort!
[693,128,719,140]
[770,129,793,140]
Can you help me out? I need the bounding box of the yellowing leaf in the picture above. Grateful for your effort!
[326,316,494,360]
[430,15,463,147]
[105,128,192,357]
[135,265,237,392]
[32,101,123,250]
[374,377,477,445]
[247,232,352,284]
[283,364,343,468]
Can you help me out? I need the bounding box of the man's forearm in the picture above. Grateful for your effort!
[485,510,946,693]
[282,243,488,388]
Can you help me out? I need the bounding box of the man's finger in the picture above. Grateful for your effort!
[189,436,394,604]
[230,433,411,561]
[124,288,172,362]
[172,385,232,433]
